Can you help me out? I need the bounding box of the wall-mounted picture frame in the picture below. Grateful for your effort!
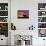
[38,29,46,37]
[38,3,46,10]
[38,23,46,28]
[0,11,8,16]
[0,3,8,10]
[0,17,8,22]
[38,11,46,16]
[17,10,29,19]
[11,23,16,30]
[38,17,46,22]
[0,23,8,37]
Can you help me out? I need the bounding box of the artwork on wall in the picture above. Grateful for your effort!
[0,3,8,10]
[38,23,46,28]
[0,17,8,22]
[38,29,46,37]
[38,3,46,10]
[17,10,29,19]
[0,11,8,16]
[0,23,8,37]
[11,23,16,30]
[38,17,46,22]
[38,11,46,16]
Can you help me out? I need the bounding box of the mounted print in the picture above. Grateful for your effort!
[38,29,46,37]
[11,23,16,30]
[17,10,29,19]
[0,23,8,37]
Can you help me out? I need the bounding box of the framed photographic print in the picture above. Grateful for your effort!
[38,3,46,10]
[0,11,8,16]
[38,29,46,37]
[0,17,8,22]
[11,23,16,30]
[38,17,46,22]
[0,23,8,37]
[17,10,29,19]
[38,23,46,28]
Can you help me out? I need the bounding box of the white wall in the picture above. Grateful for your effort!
[11,0,38,30]
[11,0,46,46]
[11,0,46,30]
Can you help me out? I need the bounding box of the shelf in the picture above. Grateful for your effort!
[0,16,8,17]
[0,22,8,23]
[38,10,46,11]
[38,16,46,17]
[38,22,46,23]
[0,10,8,11]
[38,28,46,29]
